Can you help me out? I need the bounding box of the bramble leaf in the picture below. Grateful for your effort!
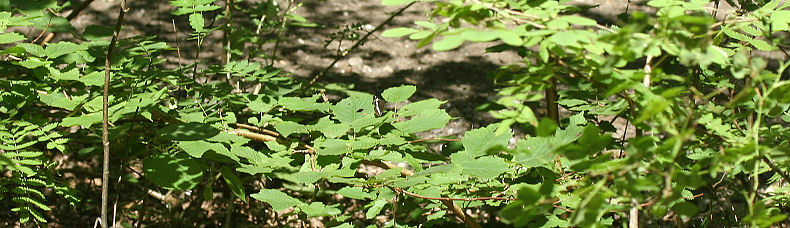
[381,85,416,103]
[251,189,303,211]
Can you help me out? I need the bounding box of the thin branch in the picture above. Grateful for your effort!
[762,156,790,183]
[172,19,183,68]
[367,160,482,228]
[303,2,416,90]
[102,1,128,227]
[40,0,96,44]
[391,187,514,201]
[234,123,280,137]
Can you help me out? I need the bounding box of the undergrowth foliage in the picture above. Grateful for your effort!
[0,0,789,227]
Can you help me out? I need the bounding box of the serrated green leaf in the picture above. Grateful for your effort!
[17,58,51,69]
[366,199,387,218]
[381,27,419,37]
[158,122,220,141]
[462,124,512,157]
[300,202,342,217]
[332,94,380,131]
[316,139,351,155]
[274,121,307,137]
[337,186,371,200]
[381,85,416,103]
[220,166,247,202]
[457,156,509,180]
[0,32,24,44]
[177,140,213,158]
[189,13,205,32]
[433,35,464,51]
[83,25,113,41]
[44,42,87,59]
[143,153,203,190]
[251,189,303,211]
[392,109,451,134]
[39,92,77,110]
[398,98,445,116]
[172,4,222,15]
[60,112,102,128]
[381,0,415,5]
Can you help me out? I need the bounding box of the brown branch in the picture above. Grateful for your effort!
[102,2,128,227]
[366,161,482,228]
[232,129,277,142]
[391,187,514,202]
[553,204,574,213]
[235,123,280,137]
[546,77,559,123]
[441,200,482,228]
[555,171,575,182]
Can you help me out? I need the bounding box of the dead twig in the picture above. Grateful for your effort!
[101,1,128,227]
[303,2,416,90]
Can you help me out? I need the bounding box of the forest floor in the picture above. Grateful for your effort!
[70,0,648,140]
[24,0,757,227]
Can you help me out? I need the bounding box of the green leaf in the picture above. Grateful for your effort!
[337,186,372,200]
[251,189,303,211]
[772,10,790,31]
[433,35,464,51]
[44,42,88,59]
[60,112,102,128]
[83,25,114,41]
[457,156,509,180]
[300,202,342,217]
[461,124,512,157]
[220,166,247,202]
[189,13,205,32]
[381,85,416,103]
[39,92,77,110]
[381,0,415,6]
[158,123,220,141]
[398,99,445,116]
[14,43,45,57]
[496,29,523,46]
[316,139,351,156]
[0,32,24,44]
[274,121,307,137]
[143,153,203,190]
[392,109,451,134]
[332,94,380,131]
[381,27,419,37]
[366,199,387,218]
[177,140,213,158]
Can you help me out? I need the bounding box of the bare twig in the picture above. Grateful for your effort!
[234,123,280,137]
[102,1,128,227]
[172,19,183,68]
[269,0,294,66]
[232,129,278,142]
[303,2,416,90]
